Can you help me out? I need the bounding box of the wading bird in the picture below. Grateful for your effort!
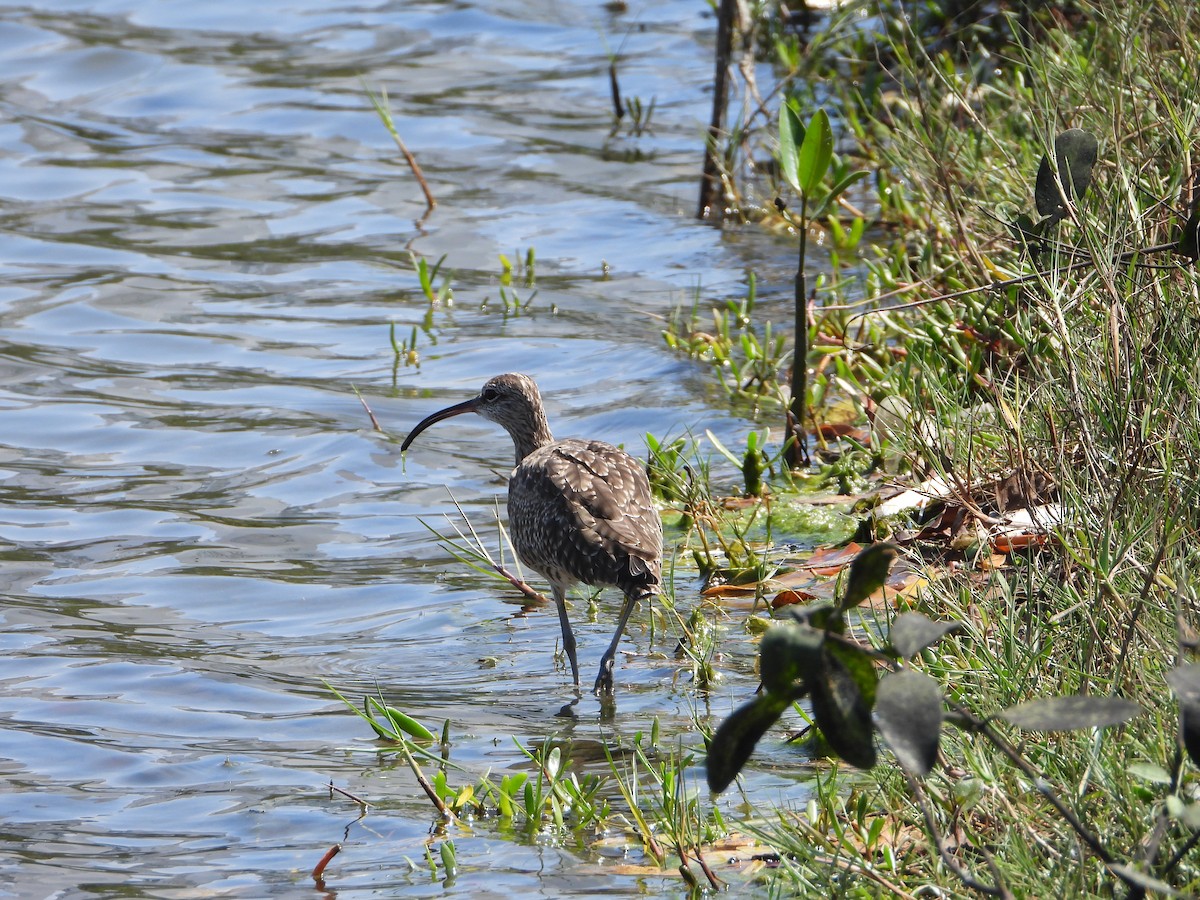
[400,373,662,694]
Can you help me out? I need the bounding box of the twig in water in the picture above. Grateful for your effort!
[689,845,725,890]
[312,843,341,881]
[397,732,456,821]
[364,83,437,227]
[352,385,383,432]
[329,780,370,809]
[608,61,624,120]
[698,0,735,219]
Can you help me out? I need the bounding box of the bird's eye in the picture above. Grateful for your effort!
[481,387,499,402]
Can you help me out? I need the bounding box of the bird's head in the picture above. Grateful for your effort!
[400,373,553,464]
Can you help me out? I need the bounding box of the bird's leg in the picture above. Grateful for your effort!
[594,589,645,695]
[552,584,580,688]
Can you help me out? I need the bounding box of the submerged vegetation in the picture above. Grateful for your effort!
[344,0,1200,895]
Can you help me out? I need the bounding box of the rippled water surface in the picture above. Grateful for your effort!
[0,1,816,895]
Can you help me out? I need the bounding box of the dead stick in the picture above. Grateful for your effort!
[493,562,550,604]
[389,127,436,225]
[312,843,341,881]
[364,83,436,224]
[329,780,369,808]
[352,385,383,432]
[693,846,725,890]
[397,735,456,821]
[697,0,735,219]
[608,61,624,119]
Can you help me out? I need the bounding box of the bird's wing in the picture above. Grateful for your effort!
[512,440,662,579]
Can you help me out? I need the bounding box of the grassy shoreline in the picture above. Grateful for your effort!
[697,0,1200,894]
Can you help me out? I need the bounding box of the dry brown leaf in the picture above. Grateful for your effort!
[798,541,863,575]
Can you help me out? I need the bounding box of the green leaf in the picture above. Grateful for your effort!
[1166,664,1200,768]
[439,840,457,876]
[759,621,824,694]
[839,543,900,612]
[827,639,878,712]
[778,101,804,193]
[809,168,869,219]
[1128,761,1173,785]
[889,612,963,659]
[365,696,436,741]
[779,598,843,633]
[798,108,834,197]
[828,168,869,201]
[1034,128,1098,224]
[704,428,743,468]
[706,691,795,793]
[875,669,943,776]
[810,647,877,768]
[999,695,1140,731]
[386,706,436,741]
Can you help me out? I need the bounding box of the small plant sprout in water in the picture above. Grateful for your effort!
[663,273,790,406]
[622,94,655,137]
[410,251,452,304]
[390,322,420,368]
[498,247,536,288]
[604,35,655,138]
[489,250,538,314]
[328,684,616,832]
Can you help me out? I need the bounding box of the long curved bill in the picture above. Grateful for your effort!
[400,396,480,452]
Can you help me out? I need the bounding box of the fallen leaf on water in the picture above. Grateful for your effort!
[720,496,761,510]
[702,581,761,598]
[771,583,834,609]
[795,541,863,575]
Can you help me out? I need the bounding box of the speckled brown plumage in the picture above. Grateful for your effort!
[400,373,662,694]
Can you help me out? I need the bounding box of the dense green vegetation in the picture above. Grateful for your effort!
[358,0,1200,894]
[694,0,1200,894]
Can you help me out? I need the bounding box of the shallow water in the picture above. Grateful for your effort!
[0,2,831,896]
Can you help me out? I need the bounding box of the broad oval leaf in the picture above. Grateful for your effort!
[828,640,878,712]
[839,543,900,612]
[1178,210,1200,262]
[1166,664,1200,705]
[779,598,842,632]
[1008,212,1038,245]
[759,621,824,695]
[876,669,943,776]
[1166,664,1200,768]
[810,648,877,768]
[1035,128,1098,223]
[778,101,804,194]
[999,695,1140,732]
[889,612,963,659]
[798,107,833,197]
[706,692,793,793]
